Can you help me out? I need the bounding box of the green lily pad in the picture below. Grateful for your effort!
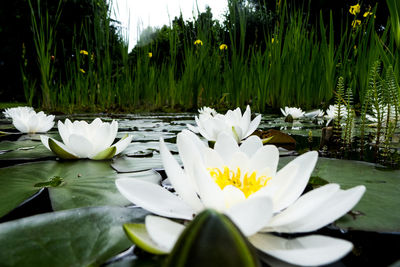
[0,160,159,218]
[0,206,148,266]
[0,140,55,160]
[279,156,400,233]
[123,141,178,157]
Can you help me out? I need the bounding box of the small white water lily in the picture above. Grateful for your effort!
[187,105,261,143]
[366,105,397,124]
[3,106,55,133]
[40,118,133,160]
[324,104,348,126]
[280,107,305,119]
[116,130,365,266]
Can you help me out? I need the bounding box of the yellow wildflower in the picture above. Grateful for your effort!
[219,44,228,50]
[363,11,373,17]
[80,50,89,56]
[79,68,86,74]
[194,39,203,46]
[352,20,361,28]
[349,4,361,15]
[148,52,152,58]
[271,38,274,43]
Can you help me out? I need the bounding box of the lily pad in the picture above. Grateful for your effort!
[279,156,400,233]
[0,140,54,161]
[0,206,148,266]
[0,160,159,218]
[123,141,178,157]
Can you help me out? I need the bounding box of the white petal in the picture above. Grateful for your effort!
[192,162,224,210]
[186,123,199,133]
[214,132,240,163]
[271,151,318,212]
[267,185,366,233]
[58,120,70,146]
[145,215,185,252]
[40,135,51,150]
[239,135,263,157]
[264,184,340,232]
[113,134,133,155]
[222,185,246,209]
[239,105,251,134]
[115,178,195,220]
[244,114,261,139]
[12,117,29,133]
[160,138,204,212]
[250,233,353,266]
[203,148,224,169]
[226,196,273,236]
[250,145,279,176]
[68,134,94,158]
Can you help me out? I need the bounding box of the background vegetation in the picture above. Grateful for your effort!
[0,0,398,113]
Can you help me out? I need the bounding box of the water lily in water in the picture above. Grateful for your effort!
[40,118,132,160]
[280,107,305,119]
[116,130,365,266]
[366,105,397,124]
[324,104,348,126]
[187,105,261,143]
[3,106,55,133]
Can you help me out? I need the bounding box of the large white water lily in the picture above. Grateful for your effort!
[116,130,365,266]
[324,104,348,126]
[3,106,55,133]
[187,105,261,143]
[280,107,305,119]
[40,118,133,160]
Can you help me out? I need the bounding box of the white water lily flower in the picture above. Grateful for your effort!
[280,107,305,119]
[366,105,397,124]
[40,118,133,160]
[304,109,324,118]
[187,105,261,143]
[116,130,365,266]
[324,104,348,126]
[3,106,55,133]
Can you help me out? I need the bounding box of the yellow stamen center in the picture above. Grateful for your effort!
[208,166,271,198]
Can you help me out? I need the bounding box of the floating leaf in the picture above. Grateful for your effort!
[0,140,54,161]
[0,206,148,266]
[0,160,161,218]
[111,154,181,173]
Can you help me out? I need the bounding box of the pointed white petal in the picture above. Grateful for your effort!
[267,185,366,233]
[271,151,318,212]
[240,105,251,133]
[40,135,51,150]
[250,145,279,176]
[115,178,195,220]
[145,215,185,252]
[239,135,263,157]
[58,120,70,146]
[244,114,261,139]
[226,196,273,236]
[264,184,340,232]
[113,134,133,155]
[250,233,353,266]
[160,138,204,212]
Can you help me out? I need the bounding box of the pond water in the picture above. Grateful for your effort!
[0,113,399,267]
